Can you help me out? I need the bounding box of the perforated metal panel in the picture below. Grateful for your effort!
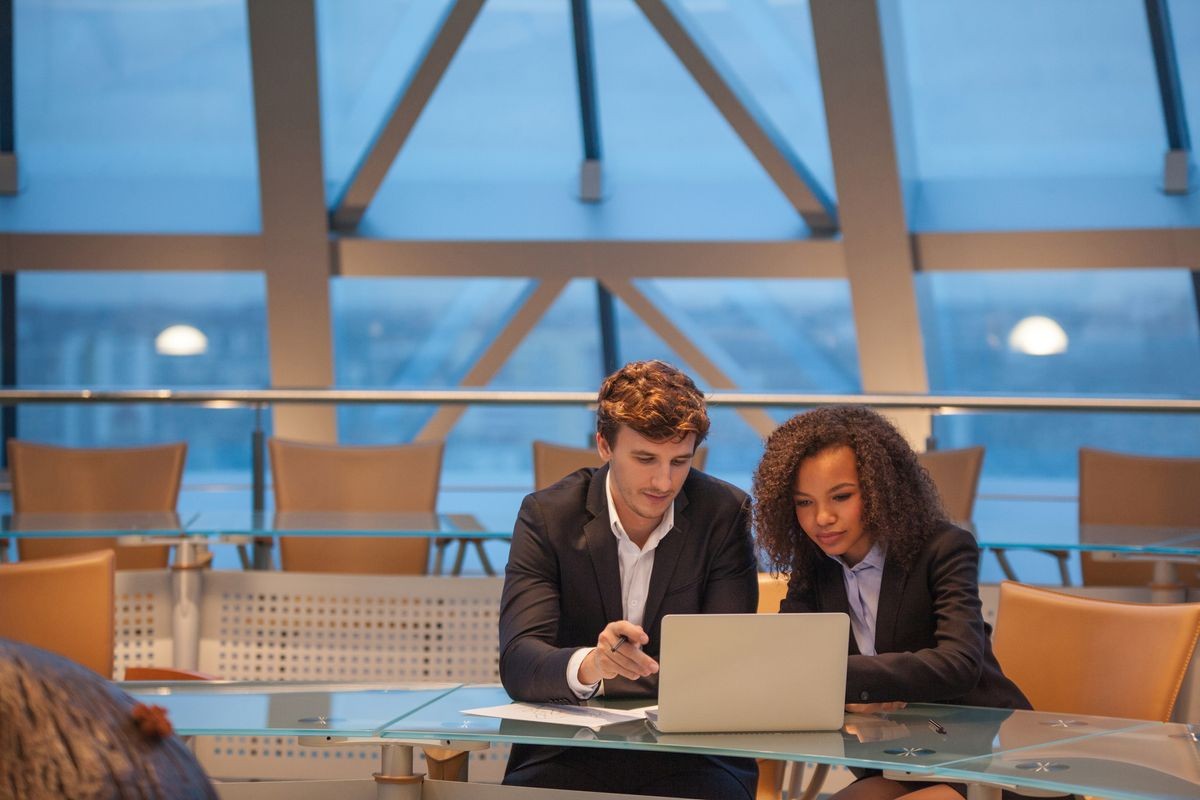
[192,572,506,782]
[113,570,174,678]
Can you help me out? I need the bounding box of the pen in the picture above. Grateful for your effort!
[611,635,628,653]
[927,719,947,736]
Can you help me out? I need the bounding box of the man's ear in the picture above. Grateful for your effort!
[596,432,613,463]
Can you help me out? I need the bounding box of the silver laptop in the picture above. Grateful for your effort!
[649,612,849,733]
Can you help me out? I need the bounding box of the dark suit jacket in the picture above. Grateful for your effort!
[782,524,1030,710]
[499,465,759,703]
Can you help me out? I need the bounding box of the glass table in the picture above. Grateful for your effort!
[120,681,1193,800]
[977,523,1200,602]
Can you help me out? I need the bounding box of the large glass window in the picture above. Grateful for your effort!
[7,0,259,233]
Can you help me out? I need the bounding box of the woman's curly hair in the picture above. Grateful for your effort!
[753,405,946,589]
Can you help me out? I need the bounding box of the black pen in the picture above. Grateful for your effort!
[927,719,947,736]
[611,635,628,653]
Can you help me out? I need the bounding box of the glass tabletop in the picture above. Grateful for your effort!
[936,721,1199,800]
[1,511,192,537]
[187,510,510,538]
[121,681,462,737]
[979,524,1200,556]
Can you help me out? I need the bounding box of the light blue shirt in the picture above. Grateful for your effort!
[829,541,886,657]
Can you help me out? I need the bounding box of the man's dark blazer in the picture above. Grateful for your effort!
[498,465,758,790]
[782,523,1030,710]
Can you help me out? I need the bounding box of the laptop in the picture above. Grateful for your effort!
[647,612,849,733]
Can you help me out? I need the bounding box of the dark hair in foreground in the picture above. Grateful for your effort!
[0,638,216,799]
[752,405,946,589]
[596,360,710,447]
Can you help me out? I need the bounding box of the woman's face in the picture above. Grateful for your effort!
[792,445,872,566]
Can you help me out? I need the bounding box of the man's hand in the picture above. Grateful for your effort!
[577,620,659,685]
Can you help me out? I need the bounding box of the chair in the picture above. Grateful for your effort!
[8,440,186,570]
[532,440,708,491]
[916,446,984,525]
[0,550,115,677]
[1078,447,1200,587]
[269,437,444,574]
[993,581,1200,721]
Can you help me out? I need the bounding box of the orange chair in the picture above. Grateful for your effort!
[532,440,708,491]
[1078,448,1200,588]
[269,437,444,574]
[0,550,115,677]
[994,581,1200,721]
[8,440,186,570]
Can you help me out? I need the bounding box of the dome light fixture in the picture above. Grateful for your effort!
[1007,315,1067,356]
[155,324,208,356]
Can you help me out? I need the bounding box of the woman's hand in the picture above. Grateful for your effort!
[844,701,907,714]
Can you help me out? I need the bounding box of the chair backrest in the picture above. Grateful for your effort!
[993,581,1200,721]
[1078,447,1200,586]
[757,572,789,614]
[0,550,115,678]
[532,440,709,491]
[916,446,985,525]
[8,440,186,570]
[269,437,444,574]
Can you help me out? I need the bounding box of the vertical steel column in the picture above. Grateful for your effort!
[570,0,603,202]
[0,0,17,193]
[596,282,620,378]
[0,273,13,463]
[1144,0,1192,194]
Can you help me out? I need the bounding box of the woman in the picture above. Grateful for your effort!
[753,405,1029,800]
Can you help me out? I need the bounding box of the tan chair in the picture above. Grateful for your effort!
[993,581,1200,721]
[1078,447,1200,587]
[532,440,708,491]
[0,550,115,678]
[269,437,444,574]
[8,441,186,570]
[756,572,789,615]
[916,446,984,525]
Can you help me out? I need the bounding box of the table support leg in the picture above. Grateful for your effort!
[374,743,423,800]
[170,540,205,670]
[1151,560,1187,604]
[966,784,1001,800]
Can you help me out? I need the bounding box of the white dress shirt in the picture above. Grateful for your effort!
[565,470,675,698]
[829,540,886,656]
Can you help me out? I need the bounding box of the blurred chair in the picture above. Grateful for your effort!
[269,437,444,574]
[756,572,789,615]
[122,667,218,681]
[993,581,1200,721]
[1078,447,1200,588]
[0,550,115,677]
[8,440,186,570]
[532,440,708,491]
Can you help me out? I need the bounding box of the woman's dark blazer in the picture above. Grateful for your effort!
[781,523,1030,710]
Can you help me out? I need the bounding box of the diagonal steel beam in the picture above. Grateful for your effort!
[600,276,779,438]
[415,277,570,442]
[330,0,486,231]
[633,0,837,234]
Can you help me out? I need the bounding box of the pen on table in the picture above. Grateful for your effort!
[611,635,628,653]
[927,719,947,736]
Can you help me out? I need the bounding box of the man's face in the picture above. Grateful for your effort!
[597,424,697,539]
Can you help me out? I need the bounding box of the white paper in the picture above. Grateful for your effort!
[462,702,656,732]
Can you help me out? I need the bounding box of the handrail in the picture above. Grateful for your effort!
[0,388,1198,413]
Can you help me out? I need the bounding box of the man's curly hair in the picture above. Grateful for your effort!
[752,406,946,588]
[596,360,709,446]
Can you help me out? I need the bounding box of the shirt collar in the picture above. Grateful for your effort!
[605,469,674,548]
[828,538,886,573]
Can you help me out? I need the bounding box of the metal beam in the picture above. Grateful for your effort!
[633,0,837,233]
[571,0,604,202]
[914,228,1200,272]
[0,0,16,194]
[247,0,337,442]
[335,238,847,279]
[330,0,486,231]
[0,233,261,272]
[810,0,929,445]
[600,276,779,438]
[415,277,569,442]
[1144,0,1193,194]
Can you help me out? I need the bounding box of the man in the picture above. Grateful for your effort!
[499,360,758,798]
